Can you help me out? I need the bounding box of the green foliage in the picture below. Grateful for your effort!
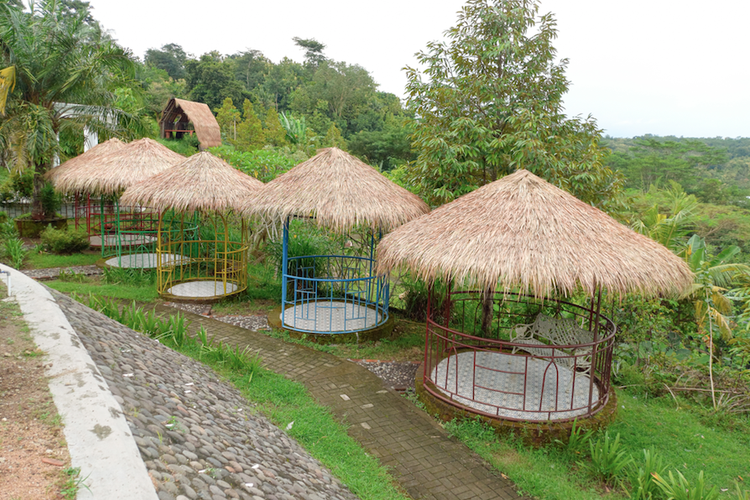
[144,43,187,80]
[607,137,728,197]
[235,99,265,150]
[403,0,623,209]
[209,145,301,182]
[40,226,89,254]
[56,269,88,282]
[102,267,156,287]
[652,470,719,500]
[157,137,198,156]
[582,432,633,485]
[3,236,26,268]
[0,0,141,217]
[626,448,668,500]
[556,419,594,456]
[279,111,308,146]
[0,168,33,201]
[184,51,247,112]
[0,211,7,224]
[629,185,698,253]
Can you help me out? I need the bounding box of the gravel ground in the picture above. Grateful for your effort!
[57,292,359,500]
[353,360,420,391]
[22,265,102,280]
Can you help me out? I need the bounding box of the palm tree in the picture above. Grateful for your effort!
[630,184,698,253]
[0,0,138,217]
[682,235,750,409]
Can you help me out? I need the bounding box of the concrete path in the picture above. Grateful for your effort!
[1,263,158,500]
[151,304,522,500]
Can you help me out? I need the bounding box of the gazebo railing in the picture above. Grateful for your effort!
[281,254,389,334]
[156,215,247,298]
[423,290,615,422]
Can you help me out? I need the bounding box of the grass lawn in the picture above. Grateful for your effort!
[47,276,159,302]
[444,388,750,499]
[41,254,750,499]
[25,249,101,269]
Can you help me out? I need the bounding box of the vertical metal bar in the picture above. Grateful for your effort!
[99,195,106,257]
[424,283,433,382]
[157,211,164,294]
[281,218,289,327]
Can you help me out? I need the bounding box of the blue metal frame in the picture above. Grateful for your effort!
[280,221,389,334]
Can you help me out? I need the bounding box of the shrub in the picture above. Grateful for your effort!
[40,226,90,254]
[40,182,61,219]
[3,237,28,269]
[0,211,8,224]
[581,432,633,486]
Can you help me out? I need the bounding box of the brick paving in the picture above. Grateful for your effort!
[152,304,523,500]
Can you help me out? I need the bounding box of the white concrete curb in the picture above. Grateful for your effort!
[0,264,158,500]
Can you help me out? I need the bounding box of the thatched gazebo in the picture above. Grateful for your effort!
[377,169,693,422]
[244,147,429,336]
[121,151,263,302]
[159,98,221,150]
[46,138,125,238]
[47,137,186,267]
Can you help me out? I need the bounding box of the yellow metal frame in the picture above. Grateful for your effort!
[156,211,248,301]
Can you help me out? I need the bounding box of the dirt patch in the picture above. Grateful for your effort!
[0,291,71,500]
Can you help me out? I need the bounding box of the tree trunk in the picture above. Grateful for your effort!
[481,286,494,336]
[32,163,45,219]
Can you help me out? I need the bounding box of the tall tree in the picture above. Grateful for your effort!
[227,49,268,92]
[0,0,139,217]
[184,52,246,112]
[144,43,187,80]
[293,37,327,68]
[404,0,622,208]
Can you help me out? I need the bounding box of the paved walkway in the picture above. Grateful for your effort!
[151,304,522,500]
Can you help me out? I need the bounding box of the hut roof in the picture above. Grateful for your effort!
[242,147,429,233]
[120,151,263,214]
[160,98,221,150]
[46,138,125,192]
[52,138,185,196]
[376,169,694,298]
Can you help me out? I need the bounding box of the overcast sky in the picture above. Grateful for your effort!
[86,0,750,139]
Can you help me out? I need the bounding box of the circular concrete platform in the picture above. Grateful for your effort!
[166,280,239,299]
[431,350,598,421]
[104,253,189,269]
[281,301,382,333]
[89,234,156,248]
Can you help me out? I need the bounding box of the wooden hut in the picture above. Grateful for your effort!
[377,169,693,423]
[159,98,221,150]
[121,151,263,302]
[243,147,428,337]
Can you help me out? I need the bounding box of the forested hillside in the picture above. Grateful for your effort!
[136,40,414,171]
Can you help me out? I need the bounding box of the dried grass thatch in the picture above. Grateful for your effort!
[46,138,125,192]
[160,98,221,149]
[376,169,693,298]
[50,137,185,196]
[242,147,429,233]
[120,151,263,214]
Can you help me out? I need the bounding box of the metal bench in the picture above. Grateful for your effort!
[511,314,594,373]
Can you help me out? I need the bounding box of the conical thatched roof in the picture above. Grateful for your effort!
[159,98,221,150]
[242,147,429,233]
[376,169,693,298]
[120,151,263,214]
[53,138,185,196]
[46,138,126,193]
